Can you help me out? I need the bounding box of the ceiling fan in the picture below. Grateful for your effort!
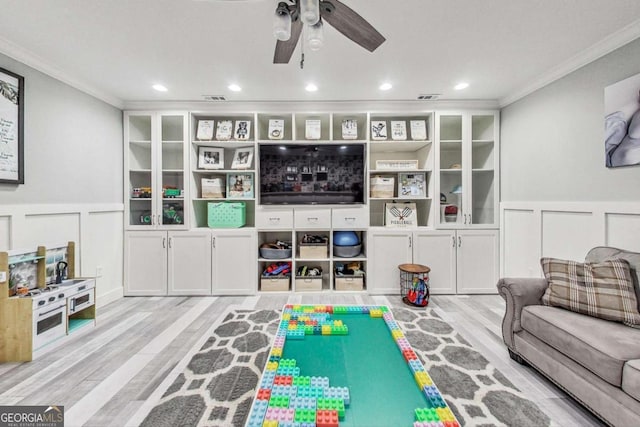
[272,0,385,64]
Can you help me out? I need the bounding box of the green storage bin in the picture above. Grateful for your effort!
[208,202,246,228]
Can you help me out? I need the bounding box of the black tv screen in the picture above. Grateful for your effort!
[259,144,365,205]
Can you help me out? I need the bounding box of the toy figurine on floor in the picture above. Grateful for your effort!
[407,275,429,306]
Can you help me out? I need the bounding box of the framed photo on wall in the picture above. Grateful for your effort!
[231,147,254,169]
[198,147,224,170]
[0,67,24,184]
[605,72,640,168]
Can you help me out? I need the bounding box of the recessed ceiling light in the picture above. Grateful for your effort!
[152,84,168,92]
[379,82,392,91]
[228,84,242,92]
[305,83,318,92]
[454,82,469,90]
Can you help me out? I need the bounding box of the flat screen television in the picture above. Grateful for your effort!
[259,143,365,205]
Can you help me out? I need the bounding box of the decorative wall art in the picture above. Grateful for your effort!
[234,120,251,140]
[231,147,254,169]
[216,120,233,141]
[341,119,358,139]
[268,119,284,140]
[196,120,214,141]
[198,147,224,170]
[0,67,24,184]
[391,120,407,140]
[371,120,387,140]
[410,120,427,140]
[605,72,640,168]
[305,119,321,140]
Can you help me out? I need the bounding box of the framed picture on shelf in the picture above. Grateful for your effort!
[196,120,214,141]
[268,119,285,140]
[0,67,24,184]
[410,120,427,140]
[198,147,224,170]
[216,120,233,141]
[227,173,254,198]
[234,120,251,140]
[391,121,407,140]
[231,147,254,169]
[398,173,426,198]
[342,119,358,139]
[371,120,387,140]
[305,119,321,140]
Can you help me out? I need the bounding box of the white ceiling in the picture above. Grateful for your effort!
[1,0,639,108]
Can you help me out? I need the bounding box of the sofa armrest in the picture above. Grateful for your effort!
[497,277,549,351]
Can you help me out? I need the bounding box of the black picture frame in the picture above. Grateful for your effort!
[0,67,24,184]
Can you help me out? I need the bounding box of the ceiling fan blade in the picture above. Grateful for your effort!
[321,0,385,52]
[273,18,303,64]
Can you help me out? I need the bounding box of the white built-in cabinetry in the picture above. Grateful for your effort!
[123,109,499,296]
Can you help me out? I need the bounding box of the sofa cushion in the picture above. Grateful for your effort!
[521,305,640,386]
[586,246,640,312]
[541,257,640,327]
[622,360,640,402]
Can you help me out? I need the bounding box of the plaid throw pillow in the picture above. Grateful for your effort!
[541,257,640,328]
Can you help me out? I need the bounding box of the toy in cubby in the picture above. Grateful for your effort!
[263,261,292,276]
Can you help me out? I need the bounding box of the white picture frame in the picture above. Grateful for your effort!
[305,119,321,140]
[198,147,224,170]
[410,120,427,140]
[216,120,233,141]
[342,119,358,139]
[231,147,254,170]
[371,120,387,140]
[391,121,407,141]
[268,119,285,140]
[196,120,214,141]
[234,120,251,140]
[398,173,426,198]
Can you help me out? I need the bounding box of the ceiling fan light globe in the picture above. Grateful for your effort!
[307,20,324,51]
[273,11,292,41]
[300,0,320,26]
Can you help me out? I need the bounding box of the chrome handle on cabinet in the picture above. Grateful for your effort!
[344,217,356,222]
[463,214,467,224]
[307,217,318,222]
[458,236,462,247]
[168,237,172,248]
[452,236,455,247]
[268,217,281,223]
[162,238,166,248]
[409,236,412,248]
[212,237,216,248]
[469,214,472,224]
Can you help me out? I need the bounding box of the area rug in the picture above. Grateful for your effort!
[141,307,553,427]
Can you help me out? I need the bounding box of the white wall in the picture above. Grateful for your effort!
[0,53,124,306]
[501,37,640,202]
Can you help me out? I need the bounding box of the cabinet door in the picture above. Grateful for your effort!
[367,230,412,294]
[413,230,456,294]
[212,229,257,295]
[167,231,212,295]
[436,112,465,227]
[124,231,167,295]
[456,229,499,294]
[158,112,189,229]
[125,112,156,229]
[469,112,498,226]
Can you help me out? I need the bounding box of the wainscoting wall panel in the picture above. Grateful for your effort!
[0,204,124,307]
[501,202,640,278]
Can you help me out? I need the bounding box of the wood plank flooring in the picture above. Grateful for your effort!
[0,294,605,426]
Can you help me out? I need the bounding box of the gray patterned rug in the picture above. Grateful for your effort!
[141,307,552,427]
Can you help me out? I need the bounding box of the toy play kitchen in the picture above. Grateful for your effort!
[0,242,96,362]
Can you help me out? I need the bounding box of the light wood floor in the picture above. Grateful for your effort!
[0,294,605,427]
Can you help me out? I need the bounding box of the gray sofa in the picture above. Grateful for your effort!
[497,247,640,427]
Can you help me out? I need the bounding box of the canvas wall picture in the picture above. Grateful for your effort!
[604,72,640,168]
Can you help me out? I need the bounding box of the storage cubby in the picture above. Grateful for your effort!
[294,261,330,292]
[334,260,366,292]
[192,114,255,142]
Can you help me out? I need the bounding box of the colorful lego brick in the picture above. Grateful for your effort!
[304,325,314,335]
[310,376,329,388]
[274,375,293,386]
[317,398,345,419]
[315,409,339,427]
[294,408,316,423]
[436,407,456,422]
[292,376,311,387]
[415,371,433,388]
[415,407,439,422]
[246,400,269,427]
[321,325,332,335]
[408,359,425,374]
[369,309,383,317]
[413,422,446,427]
[313,326,322,335]
[402,348,418,361]
[257,388,272,401]
[323,386,350,405]
[262,419,278,427]
[289,396,316,410]
[265,407,295,423]
[271,385,298,398]
[260,371,276,388]
[330,325,348,335]
[266,361,279,371]
[269,395,290,408]
[391,329,404,339]
[282,313,291,321]
[296,386,324,398]
[286,329,305,340]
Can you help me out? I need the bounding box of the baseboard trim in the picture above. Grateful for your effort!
[97,286,124,308]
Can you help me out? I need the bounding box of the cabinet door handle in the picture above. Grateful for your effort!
[268,217,281,223]
[463,214,467,225]
[307,217,318,222]
[345,217,356,222]
[409,236,412,248]
[452,236,455,247]
[469,214,472,224]
[212,237,216,248]
[168,237,172,248]
[162,237,166,248]
[458,236,462,247]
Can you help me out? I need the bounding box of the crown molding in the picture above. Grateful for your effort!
[499,18,640,108]
[0,35,124,109]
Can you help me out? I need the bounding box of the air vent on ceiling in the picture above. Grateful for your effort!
[202,95,227,101]
[417,94,440,100]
